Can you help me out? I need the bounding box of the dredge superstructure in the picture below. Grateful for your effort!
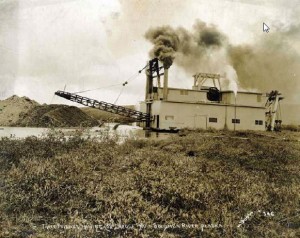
[55,58,283,131]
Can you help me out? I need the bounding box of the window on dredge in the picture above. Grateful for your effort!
[165,115,174,120]
[209,117,218,123]
[232,119,240,124]
[255,120,263,125]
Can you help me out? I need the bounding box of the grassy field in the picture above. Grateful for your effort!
[0,129,299,237]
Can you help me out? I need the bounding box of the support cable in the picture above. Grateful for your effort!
[71,64,147,94]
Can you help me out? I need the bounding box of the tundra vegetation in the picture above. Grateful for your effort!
[0,129,299,237]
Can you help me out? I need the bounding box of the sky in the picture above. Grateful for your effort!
[0,0,299,109]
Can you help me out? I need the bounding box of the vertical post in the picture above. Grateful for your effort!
[224,105,228,130]
[146,103,151,128]
[213,79,216,88]
[234,94,237,131]
[148,59,157,99]
[145,66,150,100]
[157,75,161,88]
[149,75,153,99]
[163,67,168,100]
[193,75,197,88]
[145,60,154,129]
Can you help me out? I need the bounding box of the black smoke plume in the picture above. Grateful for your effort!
[145,26,180,68]
[145,20,226,69]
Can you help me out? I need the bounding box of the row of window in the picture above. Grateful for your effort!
[209,118,264,125]
[165,116,264,125]
[207,118,241,124]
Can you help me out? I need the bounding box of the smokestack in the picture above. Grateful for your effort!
[163,66,168,100]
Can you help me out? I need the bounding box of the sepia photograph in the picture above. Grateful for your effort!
[0,0,299,237]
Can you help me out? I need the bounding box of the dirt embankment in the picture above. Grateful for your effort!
[81,105,136,124]
[0,95,39,126]
[0,95,98,127]
[16,104,99,127]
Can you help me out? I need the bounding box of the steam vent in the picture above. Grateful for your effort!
[139,58,283,131]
